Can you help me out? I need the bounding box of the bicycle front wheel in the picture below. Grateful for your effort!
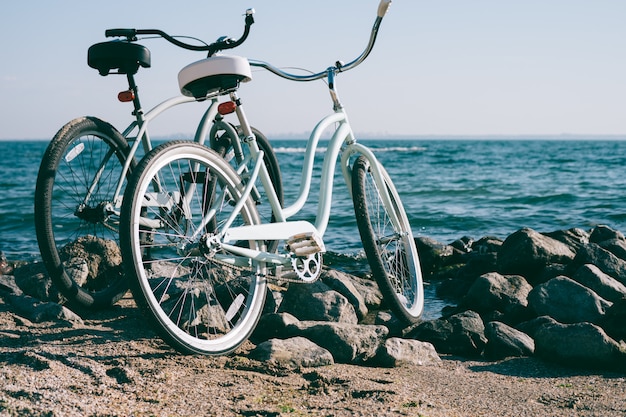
[120,141,266,355]
[34,116,132,309]
[351,155,424,324]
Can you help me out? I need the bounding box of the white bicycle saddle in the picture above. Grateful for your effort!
[178,55,252,98]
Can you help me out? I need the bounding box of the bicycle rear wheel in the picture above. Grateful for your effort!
[351,155,423,324]
[120,141,266,355]
[35,116,132,309]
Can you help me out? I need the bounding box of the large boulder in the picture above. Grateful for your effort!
[278,280,358,324]
[374,338,441,368]
[249,337,334,369]
[497,228,576,282]
[286,321,388,365]
[407,310,487,357]
[527,276,611,324]
[571,264,626,302]
[534,317,626,369]
[462,272,532,322]
[571,243,626,286]
[484,321,535,359]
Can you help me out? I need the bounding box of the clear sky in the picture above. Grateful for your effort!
[1,1,625,140]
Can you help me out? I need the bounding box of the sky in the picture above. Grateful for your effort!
[1,0,625,140]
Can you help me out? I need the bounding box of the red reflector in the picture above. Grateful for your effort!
[218,101,237,115]
[118,90,135,102]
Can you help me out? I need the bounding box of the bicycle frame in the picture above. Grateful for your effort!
[214,96,402,269]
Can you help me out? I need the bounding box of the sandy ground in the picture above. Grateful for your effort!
[1,294,625,417]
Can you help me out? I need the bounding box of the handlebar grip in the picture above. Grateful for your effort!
[377,0,392,17]
[105,28,137,38]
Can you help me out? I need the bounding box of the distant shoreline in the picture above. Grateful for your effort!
[3,134,626,142]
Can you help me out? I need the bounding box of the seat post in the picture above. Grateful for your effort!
[126,73,144,119]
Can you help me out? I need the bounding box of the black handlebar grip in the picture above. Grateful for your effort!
[105,28,137,38]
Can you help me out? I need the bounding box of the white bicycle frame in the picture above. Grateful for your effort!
[214,94,403,269]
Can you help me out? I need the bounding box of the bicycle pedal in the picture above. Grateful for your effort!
[286,232,325,257]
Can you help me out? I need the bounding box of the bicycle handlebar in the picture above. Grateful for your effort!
[105,8,255,57]
[249,0,391,82]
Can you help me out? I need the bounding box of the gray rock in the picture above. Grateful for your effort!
[589,224,624,244]
[251,312,300,343]
[374,310,405,337]
[572,243,626,286]
[13,262,62,303]
[375,338,441,368]
[528,276,611,324]
[350,275,384,309]
[497,228,576,280]
[600,298,626,342]
[287,321,388,364]
[462,272,532,321]
[599,238,626,262]
[484,321,534,359]
[407,310,487,357]
[6,294,83,325]
[544,228,589,252]
[0,274,23,296]
[321,269,368,321]
[59,235,124,291]
[279,280,358,324]
[572,264,626,302]
[534,317,626,369]
[249,337,334,369]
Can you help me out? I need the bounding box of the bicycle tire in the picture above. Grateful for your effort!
[351,155,424,324]
[34,116,133,309]
[120,141,266,355]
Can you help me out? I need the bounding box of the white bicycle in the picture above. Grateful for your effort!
[34,10,282,309]
[120,0,424,355]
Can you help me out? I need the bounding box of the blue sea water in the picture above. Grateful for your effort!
[2,138,626,317]
[3,138,626,259]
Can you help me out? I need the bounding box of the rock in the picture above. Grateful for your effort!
[572,243,626,286]
[286,321,388,364]
[0,274,23,296]
[471,236,504,254]
[589,224,624,244]
[249,337,334,369]
[279,280,358,324]
[13,262,62,303]
[59,235,124,291]
[375,338,441,368]
[350,275,384,309]
[544,228,589,252]
[6,294,83,325]
[321,269,368,321]
[407,310,487,357]
[534,317,626,369]
[599,238,626,262]
[497,228,576,281]
[414,237,458,278]
[600,298,626,342]
[251,312,299,343]
[571,264,626,302]
[484,321,535,359]
[462,272,532,322]
[374,311,405,337]
[528,276,611,324]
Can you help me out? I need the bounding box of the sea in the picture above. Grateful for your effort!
[2,138,626,318]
